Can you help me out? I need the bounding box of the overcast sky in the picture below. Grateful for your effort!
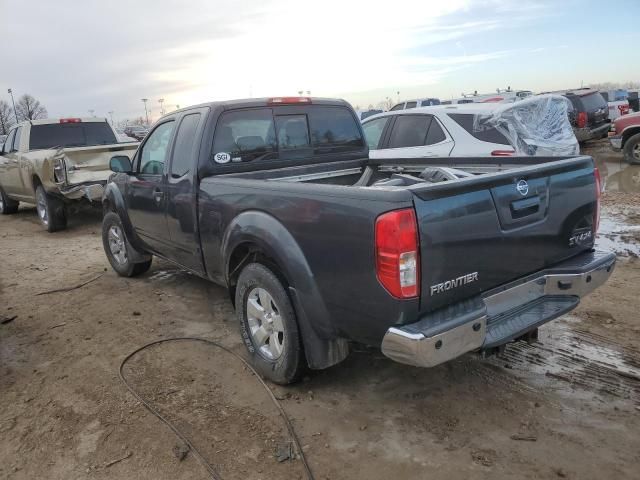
[2,0,638,122]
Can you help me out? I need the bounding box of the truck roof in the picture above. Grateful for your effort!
[23,117,110,126]
[169,97,351,116]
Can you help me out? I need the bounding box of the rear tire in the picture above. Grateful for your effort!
[102,211,152,277]
[623,133,640,165]
[35,185,67,232]
[0,185,19,214]
[235,263,304,385]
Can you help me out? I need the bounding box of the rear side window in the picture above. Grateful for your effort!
[13,127,23,151]
[212,108,277,163]
[421,99,440,107]
[448,113,510,145]
[29,122,117,150]
[170,113,201,177]
[405,101,417,109]
[388,115,432,148]
[425,119,446,145]
[579,93,607,111]
[390,103,404,111]
[362,117,388,150]
[308,106,364,153]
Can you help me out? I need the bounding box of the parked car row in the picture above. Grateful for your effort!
[389,87,626,146]
[123,125,149,141]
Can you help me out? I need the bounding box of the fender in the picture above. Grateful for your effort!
[222,210,349,369]
[102,179,149,262]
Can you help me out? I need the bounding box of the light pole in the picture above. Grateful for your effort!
[396,91,400,104]
[158,98,165,116]
[141,98,149,126]
[108,111,114,125]
[7,88,18,123]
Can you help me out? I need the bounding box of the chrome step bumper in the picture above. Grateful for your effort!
[381,250,616,368]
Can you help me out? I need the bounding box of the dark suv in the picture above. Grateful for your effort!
[558,89,610,143]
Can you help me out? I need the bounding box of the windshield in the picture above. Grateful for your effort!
[29,122,117,149]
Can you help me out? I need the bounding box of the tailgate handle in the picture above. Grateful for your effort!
[510,196,540,218]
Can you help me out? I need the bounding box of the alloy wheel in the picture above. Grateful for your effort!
[108,225,128,265]
[246,287,285,360]
[36,189,48,226]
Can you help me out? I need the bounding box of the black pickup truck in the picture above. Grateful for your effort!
[102,97,615,384]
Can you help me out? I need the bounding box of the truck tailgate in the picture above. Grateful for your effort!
[409,156,598,312]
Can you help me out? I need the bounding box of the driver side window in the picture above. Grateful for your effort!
[138,121,175,175]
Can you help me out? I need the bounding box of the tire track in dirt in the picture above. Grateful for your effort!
[495,320,640,401]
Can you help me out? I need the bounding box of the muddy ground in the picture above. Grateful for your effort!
[1,139,639,480]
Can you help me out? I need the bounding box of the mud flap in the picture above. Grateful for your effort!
[288,286,349,370]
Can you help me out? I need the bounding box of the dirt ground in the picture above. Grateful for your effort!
[1,140,639,480]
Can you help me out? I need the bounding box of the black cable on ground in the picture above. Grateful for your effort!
[118,337,315,480]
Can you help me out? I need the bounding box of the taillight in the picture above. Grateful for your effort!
[267,97,312,105]
[577,112,588,128]
[491,150,516,156]
[60,118,82,123]
[375,208,419,299]
[593,167,601,234]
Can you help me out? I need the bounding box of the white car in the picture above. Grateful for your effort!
[362,95,578,159]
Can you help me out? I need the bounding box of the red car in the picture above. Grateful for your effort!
[609,111,640,164]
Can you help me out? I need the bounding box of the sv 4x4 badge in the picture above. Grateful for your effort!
[569,229,593,247]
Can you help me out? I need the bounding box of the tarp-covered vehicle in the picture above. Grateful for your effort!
[363,94,578,160]
[0,118,138,231]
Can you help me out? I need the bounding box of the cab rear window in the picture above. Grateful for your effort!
[29,122,117,150]
[212,106,364,164]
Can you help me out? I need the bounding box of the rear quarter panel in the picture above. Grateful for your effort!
[198,178,420,344]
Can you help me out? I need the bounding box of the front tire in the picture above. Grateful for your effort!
[0,185,19,215]
[235,263,304,384]
[35,185,67,232]
[623,133,640,165]
[102,212,152,277]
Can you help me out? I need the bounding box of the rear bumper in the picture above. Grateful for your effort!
[59,181,107,203]
[381,250,616,368]
[574,123,611,142]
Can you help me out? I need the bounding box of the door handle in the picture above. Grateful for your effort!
[153,189,164,203]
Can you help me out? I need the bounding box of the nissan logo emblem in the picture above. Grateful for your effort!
[516,179,529,196]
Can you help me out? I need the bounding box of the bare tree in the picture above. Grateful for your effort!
[0,100,15,135]
[588,81,640,91]
[16,94,48,121]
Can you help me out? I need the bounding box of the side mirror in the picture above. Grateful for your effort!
[110,155,133,173]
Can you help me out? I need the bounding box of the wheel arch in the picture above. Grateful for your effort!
[222,210,349,369]
[621,126,640,147]
[102,182,137,244]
